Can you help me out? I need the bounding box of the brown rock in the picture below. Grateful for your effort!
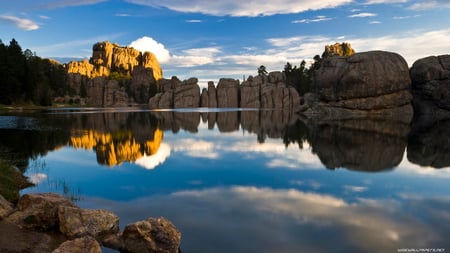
[52,236,101,253]
[173,78,200,108]
[0,194,14,219]
[207,81,217,108]
[217,78,239,108]
[6,193,77,230]
[201,88,208,107]
[240,80,260,108]
[58,206,119,239]
[103,217,181,253]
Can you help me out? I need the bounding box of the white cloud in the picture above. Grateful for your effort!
[364,0,407,4]
[350,28,450,65]
[40,0,107,9]
[369,20,382,24]
[170,47,221,67]
[185,19,203,23]
[129,36,171,63]
[348,12,377,18]
[408,0,450,10]
[292,15,332,24]
[0,15,39,31]
[135,143,171,170]
[126,0,353,17]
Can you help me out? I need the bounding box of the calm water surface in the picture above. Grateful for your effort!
[1,108,450,253]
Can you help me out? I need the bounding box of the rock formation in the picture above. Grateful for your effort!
[302,51,413,123]
[149,77,200,108]
[65,41,162,106]
[410,54,450,116]
[1,193,182,253]
[150,72,301,112]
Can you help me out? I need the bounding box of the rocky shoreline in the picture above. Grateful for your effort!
[0,193,181,253]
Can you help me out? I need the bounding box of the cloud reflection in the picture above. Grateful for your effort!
[86,186,450,253]
[134,143,171,170]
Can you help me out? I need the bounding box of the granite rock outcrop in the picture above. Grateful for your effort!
[410,54,450,116]
[149,72,301,112]
[65,41,162,106]
[302,50,413,123]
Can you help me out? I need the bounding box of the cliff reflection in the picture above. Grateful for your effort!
[69,128,163,166]
[408,118,450,168]
[304,119,410,172]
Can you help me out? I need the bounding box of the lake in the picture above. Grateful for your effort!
[1,108,449,253]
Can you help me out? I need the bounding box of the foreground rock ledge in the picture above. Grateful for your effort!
[0,193,181,253]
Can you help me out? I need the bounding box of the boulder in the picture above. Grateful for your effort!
[217,78,239,108]
[52,236,101,253]
[0,194,14,219]
[173,78,200,108]
[410,55,450,116]
[103,217,181,253]
[6,193,77,230]
[58,206,119,239]
[309,51,413,122]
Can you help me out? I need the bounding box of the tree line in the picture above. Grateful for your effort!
[0,38,68,105]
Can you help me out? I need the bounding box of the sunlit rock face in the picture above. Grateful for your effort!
[410,54,450,116]
[150,72,301,111]
[69,129,163,166]
[66,41,162,106]
[306,51,413,123]
[306,119,409,172]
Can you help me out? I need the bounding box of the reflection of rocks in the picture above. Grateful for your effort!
[70,129,163,166]
[305,119,409,172]
[408,118,450,168]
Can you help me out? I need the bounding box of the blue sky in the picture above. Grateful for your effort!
[1,0,450,84]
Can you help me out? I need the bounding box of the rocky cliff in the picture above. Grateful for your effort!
[302,50,413,123]
[149,71,300,113]
[64,41,162,106]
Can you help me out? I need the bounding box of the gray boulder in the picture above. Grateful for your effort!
[410,55,450,116]
[307,51,413,122]
[52,236,101,253]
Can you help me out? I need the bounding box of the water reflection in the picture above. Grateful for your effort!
[1,109,450,171]
[2,109,450,252]
[305,119,409,172]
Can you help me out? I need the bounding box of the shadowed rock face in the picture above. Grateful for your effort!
[305,119,409,172]
[410,55,450,116]
[306,51,413,123]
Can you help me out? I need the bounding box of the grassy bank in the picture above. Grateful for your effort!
[0,160,33,203]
